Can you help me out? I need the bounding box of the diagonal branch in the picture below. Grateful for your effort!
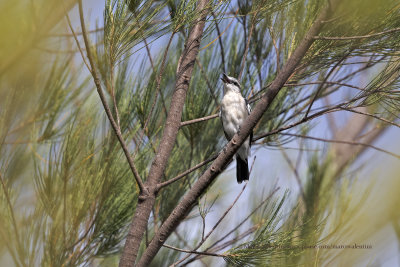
[133,32,175,158]
[77,0,145,193]
[0,172,25,267]
[172,183,248,266]
[341,107,400,128]
[163,244,225,258]
[303,55,348,119]
[211,10,226,73]
[314,27,400,40]
[185,186,280,265]
[238,13,257,82]
[280,133,400,159]
[157,154,217,190]
[137,1,342,266]
[180,113,219,127]
[65,13,91,72]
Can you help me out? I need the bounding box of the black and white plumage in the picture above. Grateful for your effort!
[219,73,252,183]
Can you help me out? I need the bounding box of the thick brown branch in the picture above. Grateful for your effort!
[138,1,340,265]
[77,0,145,193]
[119,1,210,266]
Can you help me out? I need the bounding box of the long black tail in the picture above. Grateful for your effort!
[236,156,249,183]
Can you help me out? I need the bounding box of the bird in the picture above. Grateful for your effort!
[219,73,252,183]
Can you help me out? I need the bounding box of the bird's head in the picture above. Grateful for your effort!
[221,73,241,93]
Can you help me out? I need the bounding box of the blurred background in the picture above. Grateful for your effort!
[0,0,400,266]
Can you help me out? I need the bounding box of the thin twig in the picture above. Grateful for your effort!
[196,59,219,103]
[109,64,121,128]
[284,81,366,91]
[278,144,306,202]
[268,26,280,72]
[163,244,225,257]
[341,107,400,129]
[157,154,217,190]
[249,55,375,103]
[211,11,226,73]
[172,183,248,266]
[202,224,258,255]
[47,27,104,37]
[280,133,400,159]
[200,7,239,52]
[65,14,91,72]
[77,0,145,193]
[207,186,279,252]
[186,186,280,265]
[314,27,400,40]
[177,79,368,129]
[134,32,175,158]
[134,12,168,116]
[238,14,257,82]
[180,113,219,127]
[253,89,383,143]
[0,172,26,267]
[143,37,155,70]
[303,55,347,119]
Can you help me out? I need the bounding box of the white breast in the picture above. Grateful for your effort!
[220,91,248,139]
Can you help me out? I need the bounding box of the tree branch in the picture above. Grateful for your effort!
[303,55,347,119]
[137,1,341,265]
[185,186,280,265]
[0,172,25,267]
[163,244,225,258]
[65,13,91,72]
[172,183,248,265]
[314,27,400,40]
[341,107,400,129]
[180,113,219,127]
[119,1,210,266]
[157,154,217,190]
[133,32,175,158]
[211,10,226,73]
[77,0,145,193]
[279,133,400,159]
[238,14,256,81]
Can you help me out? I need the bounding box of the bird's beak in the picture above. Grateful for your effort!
[221,73,229,83]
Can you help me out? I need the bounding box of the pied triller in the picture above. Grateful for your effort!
[219,73,252,183]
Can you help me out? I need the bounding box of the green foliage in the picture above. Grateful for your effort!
[1,0,400,266]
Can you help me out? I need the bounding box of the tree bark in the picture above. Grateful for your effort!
[136,1,342,266]
[119,1,210,266]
